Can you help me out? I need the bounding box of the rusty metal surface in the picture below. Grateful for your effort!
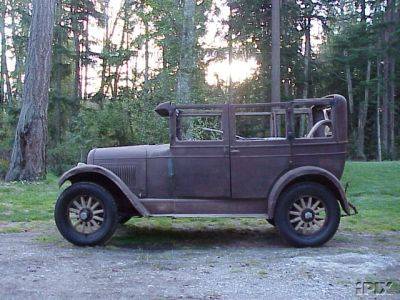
[60,94,351,217]
[59,164,149,216]
[267,166,351,217]
[140,198,268,216]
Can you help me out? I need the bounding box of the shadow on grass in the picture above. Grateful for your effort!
[109,218,282,250]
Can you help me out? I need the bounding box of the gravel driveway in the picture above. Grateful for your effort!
[0,221,399,299]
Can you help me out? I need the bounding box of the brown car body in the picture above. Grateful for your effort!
[59,94,355,220]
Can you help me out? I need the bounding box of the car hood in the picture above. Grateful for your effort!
[87,144,170,164]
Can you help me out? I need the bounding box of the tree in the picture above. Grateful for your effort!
[0,1,13,106]
[176,0,196,104]
[0,0,399,176]
[6,0,57,181]
[271,0,280,102]
[302,16,311,99]
[379,0,398,159]
[355,0,371,160]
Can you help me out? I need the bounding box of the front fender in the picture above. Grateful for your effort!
[267,166,352,218]
[59,164,149,216]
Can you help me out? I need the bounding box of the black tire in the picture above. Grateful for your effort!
[119,215,132,224]
[274,182,340,247]
[54,182,118,246]
[266,219,275,226]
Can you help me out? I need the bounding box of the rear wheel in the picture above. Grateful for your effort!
[54,182,118,246]
[274,182,340,247]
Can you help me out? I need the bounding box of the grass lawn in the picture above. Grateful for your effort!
[0,162,399,233]
[340,161,400,232]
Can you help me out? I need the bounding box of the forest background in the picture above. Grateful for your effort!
[0,0,399,179]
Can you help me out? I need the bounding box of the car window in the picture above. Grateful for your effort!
[176,113,223,141]
[294,113,312,138]
[294,106,333,139]
[236,113,272,139]
[235,110,286,141]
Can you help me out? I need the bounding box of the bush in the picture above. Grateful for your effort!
[47,96,169,174]
[0,158,8,179]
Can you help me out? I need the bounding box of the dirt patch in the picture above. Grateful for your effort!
[0,222,399,299]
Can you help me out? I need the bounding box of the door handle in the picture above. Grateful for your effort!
[231,149,240,153]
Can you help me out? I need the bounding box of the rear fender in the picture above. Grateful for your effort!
[268,166,352,218]
[59,164,149,216]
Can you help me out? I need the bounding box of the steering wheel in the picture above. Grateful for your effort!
[306,119,332,138]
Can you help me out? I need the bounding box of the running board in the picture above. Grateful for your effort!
[148,214,268,218]
[139,198,268,217]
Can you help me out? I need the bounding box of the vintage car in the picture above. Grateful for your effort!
[55,94,357,247]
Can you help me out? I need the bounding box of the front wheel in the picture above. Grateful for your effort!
[274,182,340,247]
[54,182,118,246]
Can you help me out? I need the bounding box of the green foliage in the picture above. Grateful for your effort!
[47,92,169,174]
[179,115,222,141]
[0,0,399,179]
[0,111,14,178]
[0,158,8,179]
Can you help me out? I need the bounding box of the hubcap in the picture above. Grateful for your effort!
[289,196,327,235]
[68,196,104,234]
[303,211,313,221]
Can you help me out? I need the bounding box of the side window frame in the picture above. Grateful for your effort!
[293,105,337,141]
[170,104,229,147]
[230,103,290,146]
[291,99,338,143]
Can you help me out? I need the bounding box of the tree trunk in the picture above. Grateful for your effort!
[0,4,5,105]
[271,0,281,102]
[376,57,382,162]
[356,59,371,160]
[382,53,389,156]
[388,1,398,159]
[112,16,128,98]
[0,5,12,106]
[381,0,394,158]
[355,0,368,160]
[125,29,129,88]
[343,50,354,114]
[5,0,56,182]
[300,16,312,136]
[100,0,110,95]
[10,9,23,103]
[284,76,290,98]
[259,30,269,102]
[388,56,396,159]
[227,4,233,103]
[161,46,168,97]
[55,56,62,146]
[72,7,81,106]
[144,19,149,92]
[360,0,366,22]
[302,17,311,99]
[176,0,196,104]
[54,0,63,146]
[83,15,89,100]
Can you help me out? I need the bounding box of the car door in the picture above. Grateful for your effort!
[229,103,291,199]
[169,104,231,198]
